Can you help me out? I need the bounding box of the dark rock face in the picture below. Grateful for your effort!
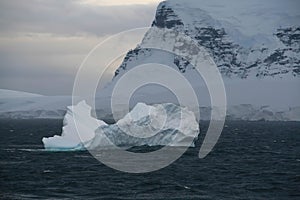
[193,27,245,77]
[174,56,190,73]
[152,3,183,29]
[273,27,300,75]
[276,27,300,49]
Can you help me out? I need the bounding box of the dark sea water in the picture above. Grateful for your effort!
[0,119,299,200]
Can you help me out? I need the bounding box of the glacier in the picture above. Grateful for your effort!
[42,101,199,150]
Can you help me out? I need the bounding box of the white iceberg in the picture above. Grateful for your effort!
[42,101,106,150]
[42,101,199,151]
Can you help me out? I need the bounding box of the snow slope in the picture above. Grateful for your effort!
[0,89,43,99]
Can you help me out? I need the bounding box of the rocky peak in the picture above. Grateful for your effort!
[151,1,184,29]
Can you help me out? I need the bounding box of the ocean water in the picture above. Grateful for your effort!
[0,119,299,199]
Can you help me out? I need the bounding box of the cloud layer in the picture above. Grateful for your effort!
[0,0,159,95]
[0,0,157,36]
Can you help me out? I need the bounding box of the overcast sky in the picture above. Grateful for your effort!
[0,0,161,95]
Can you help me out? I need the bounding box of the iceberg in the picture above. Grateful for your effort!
[42,101,106,150]
[42,101,199,151]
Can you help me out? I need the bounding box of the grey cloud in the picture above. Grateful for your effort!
[0,0,157,36]
[0,0,158,95]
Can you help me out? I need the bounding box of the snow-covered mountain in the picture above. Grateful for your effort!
[115,0,300,79]
[108,0,300,117]
[0,0,299,121]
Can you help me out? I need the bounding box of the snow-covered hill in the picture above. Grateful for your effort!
[0,89,43,99]
[0,89,70,119]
